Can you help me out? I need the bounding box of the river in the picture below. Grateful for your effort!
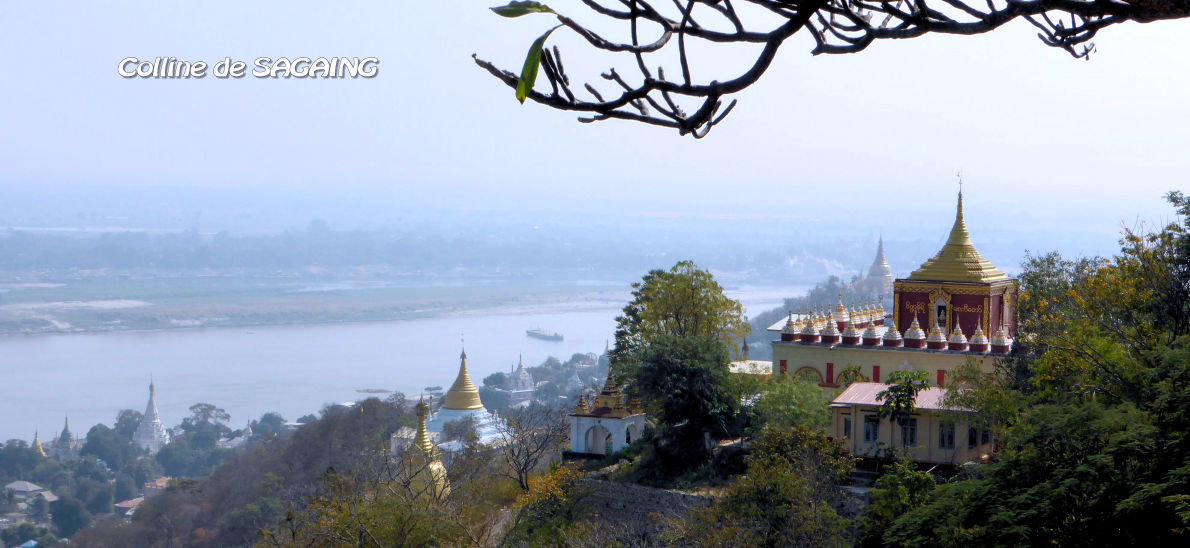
[0,286,803,442]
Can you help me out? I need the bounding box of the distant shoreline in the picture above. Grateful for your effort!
[0,289,629,339]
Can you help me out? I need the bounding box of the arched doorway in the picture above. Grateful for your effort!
[626,423,641,445]
[792,366,824,384]
[585,425,612,455]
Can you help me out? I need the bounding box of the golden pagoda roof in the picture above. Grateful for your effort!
[442,349,485,411]
[572,393,589,415]
[413,397,436,457]
[32,431,46,458]
[408,396,449,497]
[908,192,1009,284]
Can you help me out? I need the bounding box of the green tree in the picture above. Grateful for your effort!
[876,370,930,450]
[859,460,936,547]
[677,425,852,547]
[611,261,749,381]
[82,423,136,470]
[50,495,92,537]
[251,411,286,437]
[635,335,739,468]
[750,375,831,435]
[114,409,143,440]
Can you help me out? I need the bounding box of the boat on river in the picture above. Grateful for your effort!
[526,329,563,341]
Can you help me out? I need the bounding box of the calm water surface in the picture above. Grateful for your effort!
[0,287,801,441]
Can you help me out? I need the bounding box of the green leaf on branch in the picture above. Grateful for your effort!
[490,1,555,17]
[516,25,561,104]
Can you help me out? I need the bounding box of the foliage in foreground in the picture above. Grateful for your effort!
[673,425,853,548]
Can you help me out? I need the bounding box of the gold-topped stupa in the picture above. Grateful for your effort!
[442,349,485,411]
[32,431,46,458]
[907,192,1008,283]
[408,396,449,497]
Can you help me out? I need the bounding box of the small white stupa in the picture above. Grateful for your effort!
[133,379,171,454]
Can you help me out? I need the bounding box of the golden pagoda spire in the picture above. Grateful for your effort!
[32,431,46,458]
[572,393,589,415]
[908,191,1009,283]
[408,396,449,497]
[413,396,436,457]
[442,348,485,410]
[593,360,627,416]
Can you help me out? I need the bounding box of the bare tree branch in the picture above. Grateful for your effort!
[476,0,1190,136]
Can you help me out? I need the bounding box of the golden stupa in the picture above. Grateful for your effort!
[442,349,485,411]
[407,396,449,498]
[908,192,1008,284]
[31,431,46,458]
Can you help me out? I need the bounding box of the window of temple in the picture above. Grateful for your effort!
[968,427,978,449]
[844,418,852,438]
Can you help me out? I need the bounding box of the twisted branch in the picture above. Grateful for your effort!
[476,0,1190,137]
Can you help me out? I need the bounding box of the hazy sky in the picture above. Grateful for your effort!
[1,2,1187,257]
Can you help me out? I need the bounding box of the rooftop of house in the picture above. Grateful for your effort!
[829,382,971,413]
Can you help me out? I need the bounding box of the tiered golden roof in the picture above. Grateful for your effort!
[572,393,589,415]
[862,321,881,340]
[592,364,631,418]
[883,323,903,341]
[443,349,485,411]
[908,192,1009,283]
[821,322,840,337]
[801,317,820,336]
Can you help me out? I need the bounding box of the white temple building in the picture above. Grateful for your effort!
[568,366,646,456]
[133,380,171,454]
